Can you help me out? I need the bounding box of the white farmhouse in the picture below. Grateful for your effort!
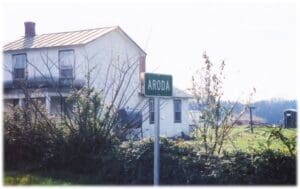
[3,22,192,138]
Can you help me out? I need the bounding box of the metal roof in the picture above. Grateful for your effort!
[173,87,192,98]
[3,26,126,52]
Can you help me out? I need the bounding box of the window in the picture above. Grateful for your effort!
[12,99,19,106]
[59,50,74,83]
[61,97,73,116]
[4,99,19,108]
[174,99,182,123]
[12,54,27,79]
[117,108,143,129]
[149,98,154,124]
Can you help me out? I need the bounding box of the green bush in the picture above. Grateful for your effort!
[121,138,220,185]
[4,88,125,182]
[4,103,296,185]
[119,138,296,185]
[4,105,64,171]
[218,150,296,185]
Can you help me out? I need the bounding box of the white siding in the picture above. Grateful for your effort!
[3,28,190,138]
[142,98,190,138]
[3,29,148,125]
[81,30,145,108]
[3,30,145,110]
[3,46,83,81]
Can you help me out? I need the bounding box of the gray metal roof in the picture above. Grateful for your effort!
[3,26,121,52]
[173,87,192,98]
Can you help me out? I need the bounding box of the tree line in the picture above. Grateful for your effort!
[190,99,297,125]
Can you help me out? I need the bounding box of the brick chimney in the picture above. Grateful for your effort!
[24,22,36,37]
[139,56,146,73]
[139,56,146,94]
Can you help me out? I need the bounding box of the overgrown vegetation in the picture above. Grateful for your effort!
[4,133,296,185]
[5,101,296,185]
[4,98,296,185]
[4,88,124,181]
[4,104,64,171]
[5,52,146,180]
[4,52,296,185]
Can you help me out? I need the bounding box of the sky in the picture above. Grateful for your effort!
[1,0,298,102]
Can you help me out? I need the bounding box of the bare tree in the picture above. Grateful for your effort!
[4,49,150,141]
[189,52,255,156]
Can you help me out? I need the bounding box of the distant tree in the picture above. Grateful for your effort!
[253,99,296,125]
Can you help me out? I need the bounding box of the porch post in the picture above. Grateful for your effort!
[45,94,51,114]
[18,98,24,107]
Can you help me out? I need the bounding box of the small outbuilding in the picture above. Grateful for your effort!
[283,109,297,128]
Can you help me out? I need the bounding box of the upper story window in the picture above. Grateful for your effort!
[12,54,27,80]
[149,98,154,124]
[174,99,182,123]
[59,50,74,81]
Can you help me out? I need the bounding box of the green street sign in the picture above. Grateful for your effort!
[144,73,172,97]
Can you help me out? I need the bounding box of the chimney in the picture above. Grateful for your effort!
[139,56,146,93]
[139,56,146,73]
[24,21,36,37]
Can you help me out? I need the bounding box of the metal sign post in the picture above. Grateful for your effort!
[154,97,160,185]
[144,72,172,186]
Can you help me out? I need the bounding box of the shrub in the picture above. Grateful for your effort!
[218,150,296,185]
[4,105,64,171]
[4,87,127,184]
[119,138,296,185]
[120,138,217,185]
[4,100,296,185]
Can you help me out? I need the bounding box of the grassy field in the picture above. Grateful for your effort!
[226,125,296,154]
[4,171,104,185]
[4,171,72,185]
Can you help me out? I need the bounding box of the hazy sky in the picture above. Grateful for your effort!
[1,0,298,101]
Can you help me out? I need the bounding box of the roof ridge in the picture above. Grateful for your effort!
[3,26,119,47]
[38,25,119,36]
[3,25,146,55]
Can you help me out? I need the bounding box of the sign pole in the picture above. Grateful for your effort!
[154,97,160,185]
[144,72,172,186]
